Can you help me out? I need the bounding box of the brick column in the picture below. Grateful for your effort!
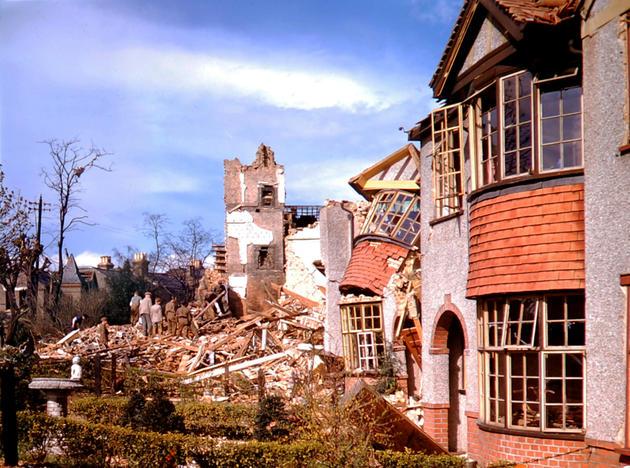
[421,402,449,448]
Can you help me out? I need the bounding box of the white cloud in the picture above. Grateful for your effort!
[92,47,403,112]
[75,250,102,267]
[144,173,202,194]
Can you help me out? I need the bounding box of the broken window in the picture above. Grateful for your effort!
[361,190,421,245]
[431,103,464,218]
[471,70,583,189]
[340,302,385,372]
[259,185,275,207]
[255,246,274,269]
[479,294,584,432]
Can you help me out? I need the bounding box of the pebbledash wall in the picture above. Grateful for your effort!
[582,0,630,464]
[419,139,477,454]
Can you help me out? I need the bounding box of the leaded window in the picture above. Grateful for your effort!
[340,302,385,372]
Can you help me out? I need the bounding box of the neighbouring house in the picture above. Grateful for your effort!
[322,144,424,402]
[223,143,324,314]
[391,0,630,466]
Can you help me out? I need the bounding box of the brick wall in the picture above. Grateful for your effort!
[469,424,588,467]
[421,403,449,448]
[467,183,584,297]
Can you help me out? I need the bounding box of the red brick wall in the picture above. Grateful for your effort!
[469,425,587,467]
[467,184,585,297]
[421,403,449,448]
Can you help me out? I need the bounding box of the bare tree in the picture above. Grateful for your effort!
[0,167,47,344]
[141,212,169,274]
[163,218,214,301]
[40,138,111,307]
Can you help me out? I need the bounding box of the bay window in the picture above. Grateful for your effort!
[478,294,585,432]
[471,70,582,189]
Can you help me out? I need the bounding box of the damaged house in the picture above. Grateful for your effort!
[387,0,630,466]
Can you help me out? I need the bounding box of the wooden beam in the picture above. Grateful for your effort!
[182,352,287,383]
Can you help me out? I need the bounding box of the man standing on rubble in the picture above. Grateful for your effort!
[97,316,109,347]
[129,291,141,325]
[176,301,197,339]
[165,297,178,335]
[138,291,153,337]
[150,297,164,337]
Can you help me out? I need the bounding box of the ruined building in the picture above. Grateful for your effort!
[224,144,286,312]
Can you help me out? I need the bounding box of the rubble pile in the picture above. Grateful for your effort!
[37,288,342,402]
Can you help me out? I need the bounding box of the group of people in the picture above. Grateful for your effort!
[129,291,197,338]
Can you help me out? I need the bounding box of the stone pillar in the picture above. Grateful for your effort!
[46,392,68,418]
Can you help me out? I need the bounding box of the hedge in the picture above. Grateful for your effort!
[70,396,256,438]
[18,411,467,468]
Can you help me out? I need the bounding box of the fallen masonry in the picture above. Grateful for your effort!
[37,287,343,403]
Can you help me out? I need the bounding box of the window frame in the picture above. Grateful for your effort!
[478,294,585,433]
[470,70,583,191]
[431,104,465,219]
[340,301,385,372]
[361,190,421,245]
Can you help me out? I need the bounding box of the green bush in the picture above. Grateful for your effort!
[71,395,256,438]
[376,450,466,468]
[254,395,290,441]
[176,400,256,439]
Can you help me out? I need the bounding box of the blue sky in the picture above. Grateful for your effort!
[0,0,460,267]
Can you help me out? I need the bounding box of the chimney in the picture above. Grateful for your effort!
[98,255,114,270]
[132,252,149,277]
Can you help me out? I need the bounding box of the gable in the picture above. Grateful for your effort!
[458,16,509,78]
[348,144,420,200]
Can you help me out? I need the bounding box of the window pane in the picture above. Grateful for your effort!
[546,354,563,377]
[543,118,560,144]
[567,296,585,320]
[566,406,583,428]
[505,152,517,176]
[567,383,583,403]
[505,101,516,126]
[518,72,532,97]
[505,127,517,152]
[519,123,532,148]
[527,403,540,428]
[565,354,583,377]
[519,149,531,174]
[563,114,581,140]
[519,97,531,123]
[546,405,563,428]
[504,76,516,101]
[568,321,585,346]
[545,379,563,403]
[541,90,561,117]
[548,323,565,346]
[563,141,582,168]
[543,144,561,170]
[563,87,581,114]
[547,296,565,320]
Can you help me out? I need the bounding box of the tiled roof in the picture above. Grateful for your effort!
[430,0,582,95]
[340,239,409,296]
[61,254,86,286]
[467,183,585,297]
[495,0,582,25]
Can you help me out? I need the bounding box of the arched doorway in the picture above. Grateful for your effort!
[431,302,467,453]
[447,317,464,452]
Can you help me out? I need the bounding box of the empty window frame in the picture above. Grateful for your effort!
[259,185,275,207]
[471,71,583,189]
[255,246,274,269]
[478,294,585,432]
[431,104,464,218]
[340,302,385,372]
[361,190,421,245]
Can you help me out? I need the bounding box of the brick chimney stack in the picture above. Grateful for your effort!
[132,252,149,277]
[98,255,114,270]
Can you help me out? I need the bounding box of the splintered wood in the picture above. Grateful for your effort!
[37,288,341,401]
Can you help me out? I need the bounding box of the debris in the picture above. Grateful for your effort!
[36,286,341,403]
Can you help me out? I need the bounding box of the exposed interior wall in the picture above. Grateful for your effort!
[284,224,325,304]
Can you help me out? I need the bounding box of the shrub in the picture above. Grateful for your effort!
[176,400,255,439]
[376,449,466,468]
[70,395,128,425]
[254,395,290,441]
